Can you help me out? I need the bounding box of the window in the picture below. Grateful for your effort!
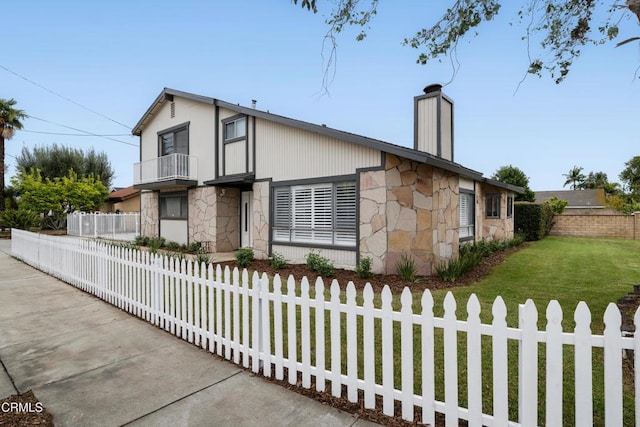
[485,194,501,219]
[160,193,188,219]
[507,195,513,218]
[459,192,475,240]
[224,116,246,141]
[159,125,188,156]
[273,181,356,247]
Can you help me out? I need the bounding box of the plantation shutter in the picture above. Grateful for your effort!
[313,185,334,244]
[273,187,291,241]
[292,187,313,242]
[335,182,356,246]
[459,192,474,239]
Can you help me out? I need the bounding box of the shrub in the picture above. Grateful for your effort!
[235,248,255,267]
[165,240,182,251]
[306,251,335,277]
[514,202,554,241]
[196,252,211,266]
[355,257,373,279]
[0,209,40,230]
[395,254,417,282]
[435,250,483,282]
[187,241,203,253]
[269,252,288,269]
[133,235,150,246]
[149,236,166,254]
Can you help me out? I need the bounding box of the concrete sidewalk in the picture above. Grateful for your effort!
[0,239,377,427]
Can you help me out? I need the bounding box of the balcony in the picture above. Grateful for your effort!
[133,153,198,189]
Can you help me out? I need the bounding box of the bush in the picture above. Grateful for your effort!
[0,209,40,230]
[435,250,484,282]
[306,251,335,277]
[269,252,288,269]
[149,236,166,254]
[164,240,182,251]
[395,254,417,282]
[514,202,554,241]
[196,252,211,266]
[187,241,202,253]
[355,257,373,279]
[235,248,254,267]
[133,235,151,246]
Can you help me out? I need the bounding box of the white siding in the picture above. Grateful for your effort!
[224,140,247,175]
[441,98,453,161]
[140,97,215,184]
[460,178,474,191]
[255,119,381,181]
[416,97,438,156]
[160,220,188,244]
[271,244,357,270]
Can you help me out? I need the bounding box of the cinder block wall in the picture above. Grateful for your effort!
[550,213,639,239]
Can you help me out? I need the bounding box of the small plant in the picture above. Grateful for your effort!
[269,252,288,269]
[355,257,373,279]
[165,240,182,251]
[235,248,255,267]
[195,252,211,266]
[133,235,151,246]
[149,236,165,254]
[170,251,186,263]
[0,209,40,230]
[395,254,417,282]
[306,251,335,277]
[187,241,202,253]
[435,250,483,282]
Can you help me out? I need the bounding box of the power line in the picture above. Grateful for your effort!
[28,116,138,147]
[20,129,133,137]
[0,64,133,130]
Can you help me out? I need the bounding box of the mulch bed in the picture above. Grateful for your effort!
[0,390,54,426]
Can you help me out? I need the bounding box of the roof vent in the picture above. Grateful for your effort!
[423,84,442,94]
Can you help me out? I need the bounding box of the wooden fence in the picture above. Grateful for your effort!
[10,229,638,426]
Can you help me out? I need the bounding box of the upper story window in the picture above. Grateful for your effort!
[273,181,356,247]
[507,195,514,218]
[224,116,247,141]
[159,124,189,156]
[485,193,501,219]
[459,191,475,241]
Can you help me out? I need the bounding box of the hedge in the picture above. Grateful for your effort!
[514,202,554,241]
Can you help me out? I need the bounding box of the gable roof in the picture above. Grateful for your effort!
[133,88,522,193]
[535,188,606,208]
[107,186,140,202]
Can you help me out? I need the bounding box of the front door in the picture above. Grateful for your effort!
[240,191,253,248]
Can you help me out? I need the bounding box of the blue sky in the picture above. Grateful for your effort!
[2,1,638,191]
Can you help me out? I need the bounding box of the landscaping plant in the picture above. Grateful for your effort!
[235,248,255,267]
[395,253,416,282]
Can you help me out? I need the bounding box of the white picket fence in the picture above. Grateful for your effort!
[66,212,140,240]
[10,229,638,426]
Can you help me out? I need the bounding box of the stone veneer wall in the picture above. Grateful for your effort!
[359,170,387,274]
[215,188,239,252]
[384,154,459,276]
[189,187,218,247]
[476,184,514,241]
[252,181,270,259]
[140,192,159,238]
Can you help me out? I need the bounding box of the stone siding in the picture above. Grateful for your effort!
[252,181,270,259]
[359,170,387,274]
[551,213,640,239]
[140,192,159,238]
[476,184,514,241]
[189,187,217,246]
[215,188,240,252]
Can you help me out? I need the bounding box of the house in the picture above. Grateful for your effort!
[132,85,521,275]
[100,186,141,213]
[535,188,613,215]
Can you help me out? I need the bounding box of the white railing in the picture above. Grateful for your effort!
[67,212,140,240]
[133,153,197,185]
[11,229,638,426]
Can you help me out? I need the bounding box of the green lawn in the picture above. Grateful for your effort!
[421,236,640,426]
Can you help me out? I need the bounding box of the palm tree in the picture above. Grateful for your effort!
[0,98,27,211]
[563,166,585,190]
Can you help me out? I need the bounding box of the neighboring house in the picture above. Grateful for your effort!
[101,186,141,213]
[535,188,614,215]
[132,85,521,275]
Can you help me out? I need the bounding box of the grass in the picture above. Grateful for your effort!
[422,236,640,425]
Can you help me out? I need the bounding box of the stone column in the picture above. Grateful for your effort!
[188,187,218,247]
[252,181,270,259]
[359,170,387,274]
[140,191,159,238]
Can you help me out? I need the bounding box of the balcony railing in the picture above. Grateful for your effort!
[134,153,198,185]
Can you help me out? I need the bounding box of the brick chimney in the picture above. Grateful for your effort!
[414,84,454,161]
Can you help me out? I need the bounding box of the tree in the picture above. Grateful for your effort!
[619,155,640,198]
[579,171,609,189]
[491,164,535,201]
[12,169,109,229]
[16,144,114,188]
[563,166,585,190]
[0,98,27,211]
[294,1,640,85]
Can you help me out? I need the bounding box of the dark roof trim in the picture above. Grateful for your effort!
[483,178,524,194]
[133,179,198,190]
[203,173,255,186]
[133,88,494,182]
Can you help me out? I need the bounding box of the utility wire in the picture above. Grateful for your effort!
[20,129,133,137]
[0,64,133,130]
[28,116,138,147]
